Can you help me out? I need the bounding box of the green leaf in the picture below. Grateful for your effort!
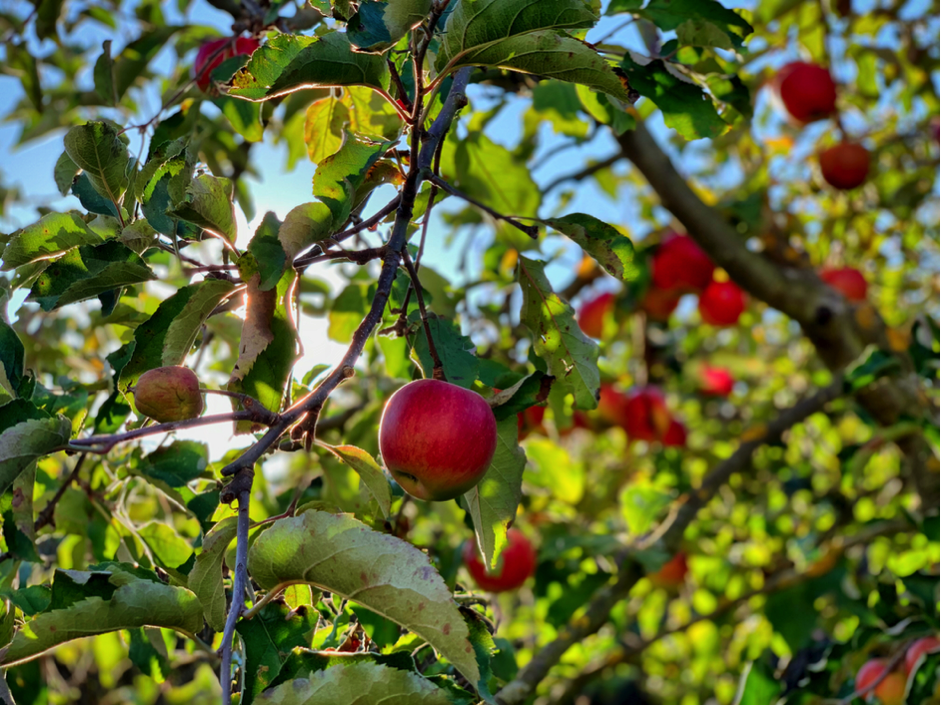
[33,0,64,41]
[29,240,155,311]
[305,97,350,164]
[93,391,129,434]
[188,516,237,631]
[112,26,180,100]
[640,0,752,50]
[1,580,203,667]
[463,612,496,700]
[542,213,636,281]
[237,601,320,702]
[347,0,432,53]
[63,121,130,207]
[525,438,584,503]
[409,313,479,389]
[0,416,71,497]
[166,174,238,243]
[328,283,370,344]
[53,152,80,196]
[2,585,51,616]
[462,416,526,571]
[137,138,194,236]
[620,481,673,536]
[247,212,287,291]
[248,510,480,685]
[214,95,264,143]
[517,256,600,410]
[489,371,553,422]
[440,133,540,247]
[0,321,24,399]
[313,133,392,224]
[0,212,103,271]
[844,347,902,393]
[6,44,42,112]
[137,441,209,487]
[735,659,781,705]
[138,523,193,570]
[119,220,158,255]
[228,33,390,102]
[618,56,728,140]
[255,660,449,705]
[319,444,392,519]
[228,270,299,422]
[444,31,633,103]
[93,40,116,105]
[161,279,237,363]
[278,201,336,259]
[436,0,598,71]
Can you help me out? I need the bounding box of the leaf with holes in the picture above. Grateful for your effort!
[542,213,636,281]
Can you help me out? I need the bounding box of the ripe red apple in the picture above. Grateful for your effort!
[699,364,734,396]
[133,366,204,423]
[379,379,497,501]
[463,528,536,593]
[819,142,870,189]
[623,386,672,442]
[577,292,615,339]
[905,636,940,675]
[194,36,261,92]
[651,234,714,292]
[772,61,838,123]
[597,384,632,427]
[662,419,687,447]
[649,552,688,588]
[641,286,681,322]
[820,266,867,301]
[699,280,746,326]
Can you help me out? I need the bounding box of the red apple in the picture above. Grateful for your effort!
[194,36,261,92]
[517,405,546,440]
[379,379,497,501]
[651,234,714,292]
[597,384,631,427]
[772,61,838,124]
[856,659,907,703]
[463,528,536,593]
[819,142,870,189]
[699,365,734,397]
[905,636,940,675]
[663,419,687,447]
[641,286,681,322]
[623,387,672,442]
[699,280,745,326]
[820,266,867,301]
[133,366,204,423]
[649,552,688,588]
[577,292,615,339]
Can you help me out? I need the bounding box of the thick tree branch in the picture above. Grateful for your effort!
[219,481,252,706]
[615,120,938,511]
[496,378,847,704]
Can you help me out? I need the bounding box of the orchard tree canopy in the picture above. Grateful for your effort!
[0,0,937,704]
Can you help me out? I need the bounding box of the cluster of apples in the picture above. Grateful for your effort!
[855,636,939,703]
[578,234,747,334]
[771,61,870,190]
[596,384,686,446]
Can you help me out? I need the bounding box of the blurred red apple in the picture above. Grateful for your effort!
[855,659,907,703]
[577,292,615,339]
[699,280,745,326]
[651,234,714,292]
[517,404,546,440]
[699,365,734,396]
[463,528,536,593]
[905,636,940,675]
[194,36,260,92]
[662,419,687,447]
[772,61,838,123]
[623,386,672,442]
[379,379,497,501]
[819,142,870,189]
[820,266,867,301]
[641,286,681,322]
[649,552,688,588]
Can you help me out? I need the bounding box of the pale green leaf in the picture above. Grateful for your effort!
[463,417,526,571]
[347,0,433,53]
[166,174,238,243]
[0,213,103,271]
[0,416,72,497]
[189,517,238,631]
[279,201,336,259]
[541,213,636,281]
[248,510,480,685]
[305,97,349,164]
[162,279,237,365]
[320,444,392,519]
[63,121,130,207]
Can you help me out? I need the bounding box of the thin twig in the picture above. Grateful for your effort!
[541,153,621,194]
[840,639,911,704]
[401,250,445,380]
[293,197,401,270]
[423,173,539,239]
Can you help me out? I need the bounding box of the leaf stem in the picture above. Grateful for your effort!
[401,250,445,380]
